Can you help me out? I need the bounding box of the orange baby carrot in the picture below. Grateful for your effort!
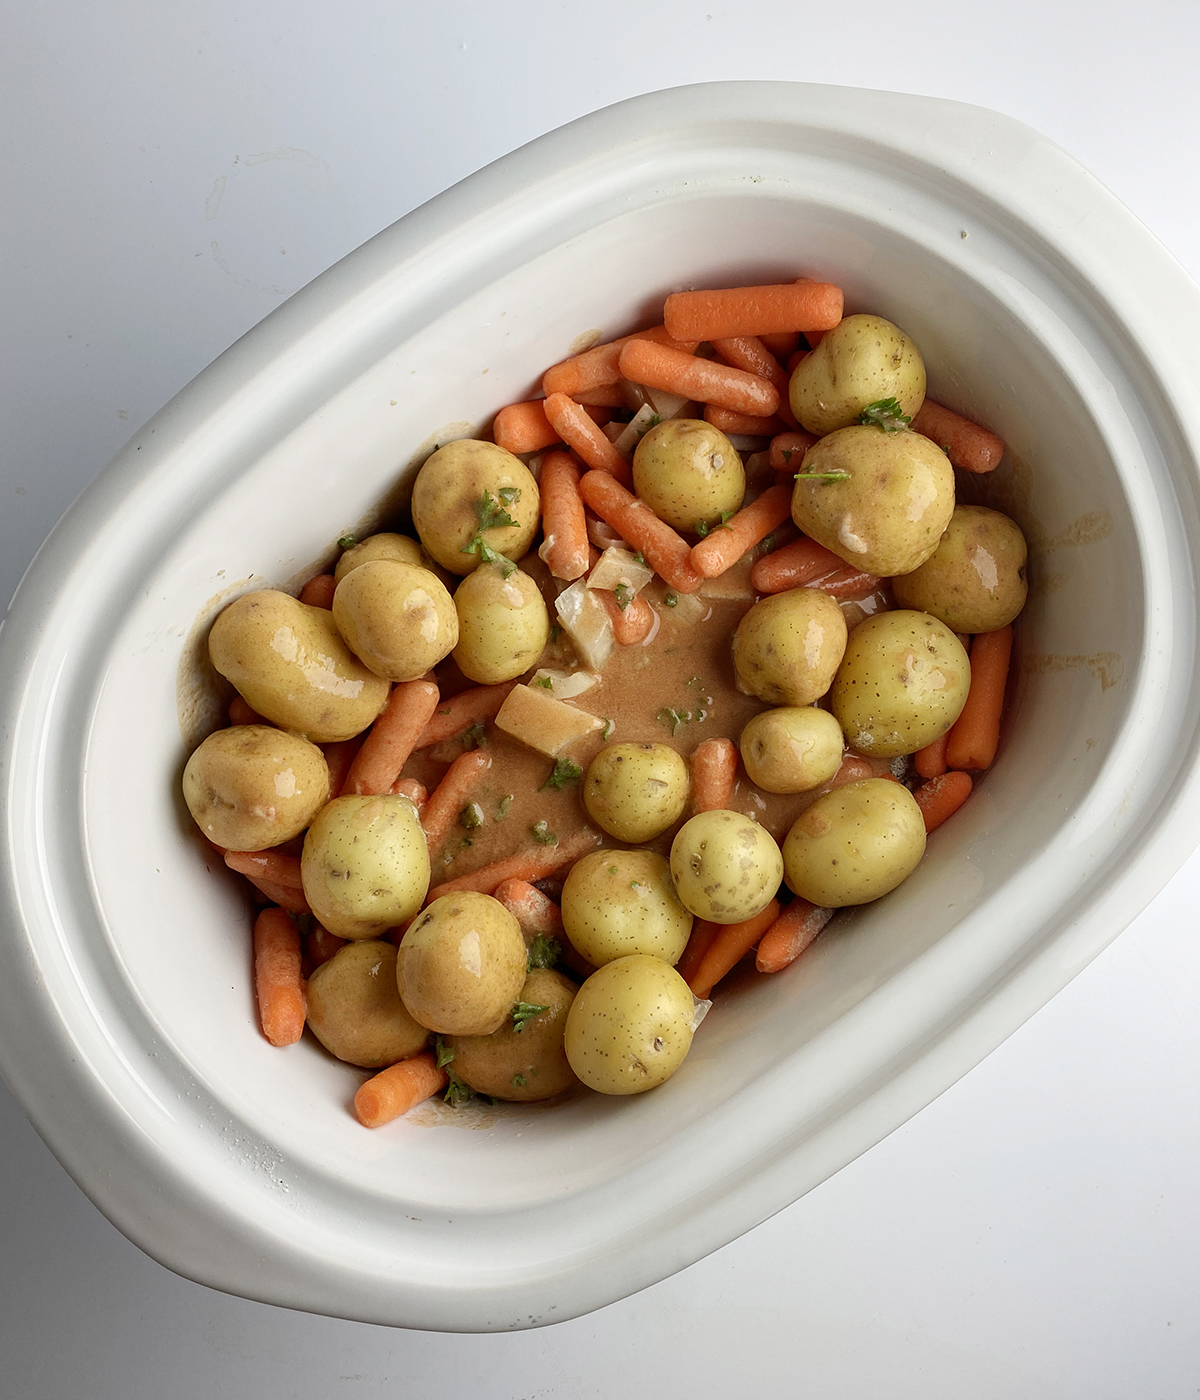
[427,828,603,902]
[664,282,844,342]
[786,349,809,374]
[537,451,591,581]
[253,907,306,1047]
[421,749,494,857]
[914,770,974,832]
[354,1051,447,1128]
[599,589,656,645]
[246,876,311,915]
[911,400,1005,474]
[343,680,440,797]
[711,335,798,427]
[690,737,738,813]
[760,330,800,359]
[755,899,832,974]
[570,386,625,409]
[703,404,784,437]
[690,484,793,579]
[416,684,514,749]
[750,537,844,594]
[617,340,779,418]
[810,566,880,600]
[299,574,336,609]
[307,924,345,970]
[228,695,266,726]
[830,755,874,787]
[391,776,428,809]
[914,733,950,780]
[493,878,565,938]
[688,899,782,999]
[675,919,720,986]
[225,848,303,889]
[804,329,827,349]
[768,430,818,472]
[494,400,561,455]
[947,625,1013,771]
[543,393,632,485]
[542,326,698,398]
[320,737,362,799]
[577,469,705,595]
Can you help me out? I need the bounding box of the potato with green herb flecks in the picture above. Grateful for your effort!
[453,561,550,683]
[444,968,578,1101]
[582,742,690,842]
[789,313,926,436]
[561,850,692,967]
[632,418,745,533]
[411,440,539,574]
[334,531,425,584]
[306,941,430,1067]
[669,810,783,924]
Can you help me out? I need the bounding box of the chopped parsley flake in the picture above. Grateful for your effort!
[663,591,679,608]
[496,794,514,819]
[601,718,615,740]
[527,934,561,971]
[459,802,484,830]
[462,722,487,751]
[531,820,557,845]
[435,1036,456,1069]
[337,534,357,550]
[533,674,554,689]
[613,582,633,611]
[858,397,911,432]
[460,489,521,574]
[693,519,710,538]
[511,1073,527,1089]
[657,707,691,736]
[512,1001,549,1032]
[540,758,582,791]
[794,468,852,484]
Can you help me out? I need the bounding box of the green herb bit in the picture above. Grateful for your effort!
[780,448,796,465]
[460,802,484,830]
[550,625,562,643]
[858,397,912,432]
[512,1001,550,1032]
[648,414,663,429]
[462,721,488,751]
[444,1077,474,1107]
[459,837,473,848]
[435,1036,456,1069]
[632,551,647,567]
[656,706,691,736]
[663,592,679,608]
[533,674,554,690]
[474,488,520,531]
[718,509,736,531]
[693,519,710,538]
[613,582,633,611]
[540,757,582,791]
[531,820,557,845]
[496,793,514,819]
[511,1074,527,1089]
[630,880,642,890]
[601,718,615,740]
[337,533,357,550]
[794,468,852,484]
[761,534,775,553]
[497,486,521,507]
[527,934,561,971]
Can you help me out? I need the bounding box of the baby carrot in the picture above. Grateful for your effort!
[391,776,428,810]
[421,749,494,857]
[711,335,797,427]
[493,400,561,455]
[760,330,800,359]
[617,340,779,418]
[750,537,844,594]
[911,400,1005,474]
[320,737,362,799]
[914,733,949,780]
[755,899,833,974]
[307,924,345,969]
[914,770,974,832]
[675,919,720,986]
[690,483,793,579]
[688,899,782,999]
[228,695,266,726]
[577,469,705,595]
[343,679,440,797]
[768,430,818,472]
[225,848,303,888]
[543,393,633,484]
[690,737,738,813]
[811,566,880,600]
[804,330,827,349]
[542,326,698,398]
[493,878,565,939]
[299,574,336,609]
[253,908,306,1047]
[664,282,844,342]
[786,349,809,374]
[599,589,656,645]
[427,828,603,901]
[416,683,514,749]
[947,625,1013,771]
[831,755,874,787]
[569,386,625,409]
[354,1051,447,1128]
[703,404,784,437]
[246,876,311,915]
[537,451,591,581]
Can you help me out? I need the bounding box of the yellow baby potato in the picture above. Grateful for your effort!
[182,724,330,851]
[892,504,1028,633]
[582,742,690,842]
[305,941,430,1068]
[332,559,458,681]
[410,440,539,574]
[632,418,745,533]
[791,425,955,577]
[300,795,430,940]
[333,531,424,585]
[563,955,697,1095]
[669,810,783,924]
[732,588,847,707]
[782,778,926,907]
[396,892,528,1036]
[561,850,693,967]
[789,313,926,435]
[738,706,844,794]
[208,590,389,742]
[444,968,578,1102]
[831,610,971,758]
[452,562,550,683]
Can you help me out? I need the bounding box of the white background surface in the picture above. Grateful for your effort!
[3,2,1200,1395]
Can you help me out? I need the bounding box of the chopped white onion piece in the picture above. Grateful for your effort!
[587,545,654,597]
[691,996,712,1031]
[642,385,692,419]
[554,578,615,671]
[665,590,711,626]
[530,668,600,700]
[586,516,627,552]
[602,420,625,444]
[610,402,661,458]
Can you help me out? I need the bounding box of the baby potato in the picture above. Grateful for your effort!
[333,532,424,585]
[632,419,745,533]
[732,588,847,707]
[452,562,550,684]
[738,706,844,794]
[791,425,955,577]
[782,777,926,906]
[182,724,330,851]
[561,850,693,967]
[300,795,430,939]
[444,968,577,1101]
[582,742,690,842]
[410,440,539,574]
[669,810,783,924]
[397,891,528,1035]
[789,313,926,435]
[832,610,971,758]
[892,504,1028,633]
[208,590,389,742]
[305,940,430,1068]
[563,955,696,1095]
[332,560,458,681]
